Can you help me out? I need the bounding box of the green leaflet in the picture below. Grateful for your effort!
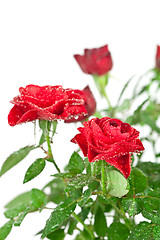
[23,158,46,183]
[0,145,35,176]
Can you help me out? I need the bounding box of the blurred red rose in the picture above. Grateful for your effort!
[156,45,160,71]
[8,84,96,126]
[74,45,113,76]
[71,117,144,178]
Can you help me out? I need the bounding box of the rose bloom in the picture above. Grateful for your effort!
[8,84,96,126]
[71,117,145,178]
[74,45,113,76]
[156,45,160,71]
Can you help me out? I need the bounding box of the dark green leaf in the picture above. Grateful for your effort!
[0,145,35,176]
[106,170,130,197]
[23,158,46,183]
[128,222,154,240]
[137,161,160,189]
[108,222,130,240]
[88,179,100,191]
[153,224,160,240]
[128,168,148,195]
[65,174,93,192]
[121,197,143,216]
[42,198,76,238]
[68,152,85,174]
[94,206,108,237]
[78,189,92,207]
[46,228,65,240]
[0,220,13,240]
[68,217,77,235]
[142,190,160,224]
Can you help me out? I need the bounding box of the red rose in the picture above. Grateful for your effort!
[74,45,113,76]
[156,45,160,71]
[71,117,144,178]
[8,84,96,126]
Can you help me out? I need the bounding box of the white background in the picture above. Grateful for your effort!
[0,0,160,239]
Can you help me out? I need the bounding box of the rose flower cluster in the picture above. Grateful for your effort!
[8,44,146,179]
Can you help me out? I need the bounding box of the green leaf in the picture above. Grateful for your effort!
[53,172,75,179]
[65,174,93,192]
[31,188,47,209]
[0,220,13,240]
[137,161,160,189]
[4,189,47,219]
[128,222,155,240]
[94,206,108,237]
[39,132,46,145]
[128,167,148,195]
[4,204,28,219]
[78,189,92,207]
[23,158,46,183]
[121,197,143,216]
[142,190,160,224]
[117,76,134,103]
[43,178,65,204]
[68,152,85,174]
[108,222,130,240]
[68,217,77,235]
[153,225,160,240]
[106,170,129,197]
[14,208,30,226]
[0,145,35,176]
[5,192,31,209]
[51,121,58,137]
[46,228,65,240]
[75,229,93,240]
[42,198,76,238]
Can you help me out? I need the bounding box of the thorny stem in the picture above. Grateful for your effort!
[101,161,106,194]
[45,130,61,173]
[72,212,95,239]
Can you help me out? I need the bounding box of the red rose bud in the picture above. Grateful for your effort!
[74,45,113,76]
[8,85,96,126]
[156,45,160,71]
[71,117,145,179]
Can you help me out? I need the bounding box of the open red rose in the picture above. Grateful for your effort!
[156,45,160,71]
[71,117,144,178]
[74,45,113,76]
[8,84,96,126]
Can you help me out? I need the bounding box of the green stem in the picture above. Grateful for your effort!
[91,162,96,176]
[93,74,112,110]
[101,161,106,193]
[46,131,61,173]
[72,212,95,239]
